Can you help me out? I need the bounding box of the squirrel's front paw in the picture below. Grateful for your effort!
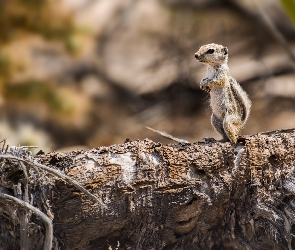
[200,78,210,92]
[201,85,210,92]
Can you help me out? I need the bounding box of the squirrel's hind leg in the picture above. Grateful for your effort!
[211,113,229,142]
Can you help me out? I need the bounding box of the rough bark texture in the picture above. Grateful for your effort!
[1,129,295,249]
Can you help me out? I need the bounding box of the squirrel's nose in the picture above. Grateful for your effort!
[195,53,199,60]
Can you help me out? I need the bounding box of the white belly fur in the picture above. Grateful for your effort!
[210,88,227,120]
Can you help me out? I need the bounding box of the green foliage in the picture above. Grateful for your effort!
[65,34,82,54]
[0,51,11,76]
[5,81,75,114]
[280,0,295,25]
[0,0,75,45]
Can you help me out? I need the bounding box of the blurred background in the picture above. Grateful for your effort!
[0,0,295,152]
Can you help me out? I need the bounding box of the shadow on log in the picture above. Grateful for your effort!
[0,129,295,249]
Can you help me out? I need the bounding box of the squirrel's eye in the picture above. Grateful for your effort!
[207,49,214,54]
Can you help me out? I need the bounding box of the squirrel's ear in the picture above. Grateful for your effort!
[223,47,228,55]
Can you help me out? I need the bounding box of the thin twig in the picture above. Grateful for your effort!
[1,139,6,152]
[0,138,6,144]
[19,146,39,149]
[0,155,107,209]
[0,193,53,250]
[18,161,30,250]
[146,126,190,144]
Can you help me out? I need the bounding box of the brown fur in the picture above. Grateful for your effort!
[195,43,251,144]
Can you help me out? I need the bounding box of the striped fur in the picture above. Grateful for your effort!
[195,43,251,143]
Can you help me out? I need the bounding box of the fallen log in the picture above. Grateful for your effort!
[0,129,295,249]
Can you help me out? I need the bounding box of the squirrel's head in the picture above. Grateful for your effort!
[195,43,228,66]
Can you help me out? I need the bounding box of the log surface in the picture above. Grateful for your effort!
[1,129,295,249]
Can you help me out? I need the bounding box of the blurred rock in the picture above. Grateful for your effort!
[80,75,114,99]
[264,73,295,98]
[4,36,71,83]
[229,49,293,83]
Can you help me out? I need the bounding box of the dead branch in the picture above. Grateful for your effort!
[0,194,53,250]
[0,154,106,209]
[146,126,190,143]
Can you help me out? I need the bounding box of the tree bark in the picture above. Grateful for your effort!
[0,129,295,249]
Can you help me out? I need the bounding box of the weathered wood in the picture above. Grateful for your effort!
[0,129,295,249]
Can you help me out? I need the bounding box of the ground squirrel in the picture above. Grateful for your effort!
[195,43,251,144]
